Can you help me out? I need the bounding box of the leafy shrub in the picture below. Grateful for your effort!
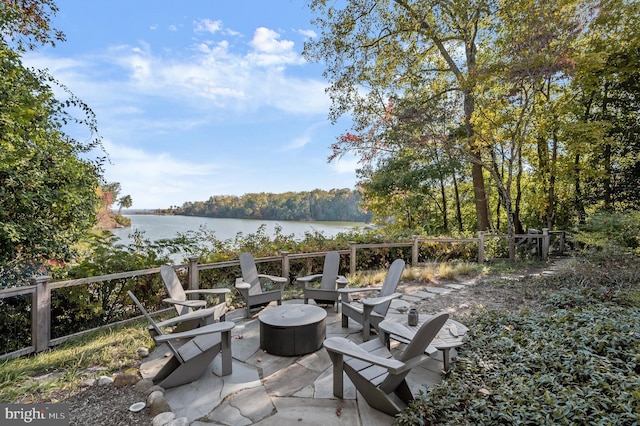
[33,231,174,340]
[0,258,49,288]
[482,235,511,259]
[0,295,31,353]
[573,210,640,254]
[395,254,640,426]
[419,238,478,262]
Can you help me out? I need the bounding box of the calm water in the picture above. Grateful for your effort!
[110,214,364,245]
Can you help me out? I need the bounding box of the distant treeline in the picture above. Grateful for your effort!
[159,188,373,222]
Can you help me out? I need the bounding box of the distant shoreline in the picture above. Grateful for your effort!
[116,210,371,224]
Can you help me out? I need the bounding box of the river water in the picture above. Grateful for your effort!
[110,214,364,245]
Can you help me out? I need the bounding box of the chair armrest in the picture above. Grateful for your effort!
[361,292,402,307]
[162,298,207,308]
[378,320,416,342]
[323,337,406,374]
[401,354,432,370]
[154,321,236,343]
[257,274,288,283]
[338,287,380,294]
[336,276,349,288]
[184,288,231,295]
[235,281,251,290]
[296,274,323,284]
[154,307,219,328]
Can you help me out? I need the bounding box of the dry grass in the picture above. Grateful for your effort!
[347,260,485,287]
[0,321,153,404]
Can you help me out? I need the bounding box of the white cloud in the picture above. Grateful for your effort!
[247,27,303,67]
[286,136,311,150]
[26,22,326,115]
[330,154,359,175]
[101,140,222,208]
[194,19,223,34]
[295,28,317,38]
[251,27,294,53]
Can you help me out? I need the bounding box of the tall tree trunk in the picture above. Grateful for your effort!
[537,135,550,226]
[453,173,463,232]
[439,177,449,232]
[602,82,612,209]
[574,153,586,224]
[514,145,524,234]
[464,35,489,232]
[464,90,490,232]
[547,131,558,229]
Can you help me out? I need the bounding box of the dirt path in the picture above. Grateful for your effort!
[396,258,571,321]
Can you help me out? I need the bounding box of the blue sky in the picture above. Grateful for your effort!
[23,1,358,209]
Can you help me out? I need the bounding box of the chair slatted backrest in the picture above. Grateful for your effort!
[127,291,183,363]
[240,252,263,296]
[373,258,405,316]
[380,311,449,392]
[319,251,340,290]
[160,265,190,315]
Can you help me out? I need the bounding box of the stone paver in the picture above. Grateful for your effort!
[444,283,467,290]
[257,397,359,425]
[263,362,320,397]
[229,386,276,423]
[141,262,533,425]
[400,294,423,303]
[411,290,437,299]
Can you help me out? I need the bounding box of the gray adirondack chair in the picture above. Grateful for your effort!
[235,252,288,318]
[296,251,348,312]
[324,311,449,416]
[339,258,405,340]
[157,265,230,335]
[128,291,234,389]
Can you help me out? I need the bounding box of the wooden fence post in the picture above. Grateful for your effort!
[509,232,516,261]
[542,228,550,260]
[188,257,199,294]
[349,242,357,276]
[31,275,52,353]
[412,235,419,268]
[478,231,485,264]
[559,231,565,254]
[281,251,290,281]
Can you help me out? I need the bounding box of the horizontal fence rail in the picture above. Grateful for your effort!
[0,230,566,360]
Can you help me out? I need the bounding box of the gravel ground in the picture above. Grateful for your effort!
[64,383,152,426]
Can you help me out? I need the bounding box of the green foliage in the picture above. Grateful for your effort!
[164,188,372,223]
[305,0,640,235]
[0,0,65,52]
[0,295,31,353]
[0,42,103,266]
[47,231,173,338]
[395,253,640,425]
[573,210,640,254]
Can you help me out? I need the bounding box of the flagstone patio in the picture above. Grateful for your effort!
[140,286,466,425]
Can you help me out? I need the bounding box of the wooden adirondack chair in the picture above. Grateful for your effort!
[296,251,348,312]
[157,265,229,334]
[338,258,405,340]
[235,252,288,318]
[324,311,449,416]
[128,291,234,389]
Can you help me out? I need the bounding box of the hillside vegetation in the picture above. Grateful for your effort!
[160,188,373,223]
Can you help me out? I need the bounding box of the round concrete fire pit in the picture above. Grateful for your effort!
[259,304,327,356]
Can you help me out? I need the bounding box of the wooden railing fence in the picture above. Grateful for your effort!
[0,230,566,360]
